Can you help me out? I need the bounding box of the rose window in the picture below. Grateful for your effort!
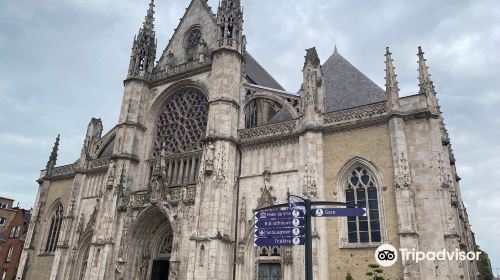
[153,88,208,157]
[185,28,202,49]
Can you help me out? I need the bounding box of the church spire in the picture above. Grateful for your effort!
[128,0,157,77]
[417,46,438,112]
[46,134,60,177]
[216,0,244,54]
[144,0,155,33]
[385,47,400,111]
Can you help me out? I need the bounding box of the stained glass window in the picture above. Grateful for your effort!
[346,167,381,243]
[44,204,63,253]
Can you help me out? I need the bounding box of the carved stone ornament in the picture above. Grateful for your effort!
[303,162,318,198]
[85,207,97,232]
[235,245,245,264]
[283,247,293,265]
[68,250,77,264]
[106,161,117,188]
[116,164,128,212]
[263,166,271,184]
[204,141,215,176]
[76,213,84,235]
[238,120,296,141]
[165,51,175,68]
[437,153,452,185]
[168,261,180,280]
[68,198,76,218]
[214,144,227,187]
[323,102,387,125]
[257,186,276,209]
[394,152,411,189]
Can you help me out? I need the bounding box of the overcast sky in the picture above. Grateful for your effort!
[1,0,499,273]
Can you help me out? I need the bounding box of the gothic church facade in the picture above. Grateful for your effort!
[17,0,479,279]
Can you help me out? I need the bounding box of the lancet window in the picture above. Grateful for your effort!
[44,203,63,253]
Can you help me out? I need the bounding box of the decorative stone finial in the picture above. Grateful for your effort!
[304,47,321,68]
[216,0,244,53]
[417,46,438,112]
[385,47,400,111]
[46,134,60,177]
[128,0,157,77]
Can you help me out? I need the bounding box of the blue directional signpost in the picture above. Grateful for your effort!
[254,209,305,247]
[311,207,366,217]
[253,195,366,280]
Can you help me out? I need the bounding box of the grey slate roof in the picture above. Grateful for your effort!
[322,50,386,112]
[97,137,115,158]
[269,107,293,124]
[245,53,285,91]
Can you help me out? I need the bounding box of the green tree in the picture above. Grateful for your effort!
[346,272,354,280]
[366,263,385,280]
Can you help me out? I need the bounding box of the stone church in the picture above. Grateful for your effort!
[17,0,479,279]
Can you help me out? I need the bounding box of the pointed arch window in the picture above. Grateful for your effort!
[345,166,381,244]
[44,203,63,253]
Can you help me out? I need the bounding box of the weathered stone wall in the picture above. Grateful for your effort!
[323,124,404,280]
[25,178,73,280]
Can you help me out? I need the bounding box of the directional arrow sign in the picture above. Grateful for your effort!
[255,209,304,220]
[311,208,366,217]
[255,227,305,238]
[255,218,304,229]
[254,236,305,247]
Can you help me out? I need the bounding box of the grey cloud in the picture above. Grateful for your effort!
[1,0,499,272]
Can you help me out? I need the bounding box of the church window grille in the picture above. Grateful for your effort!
[5,246,13,262]
[345,167,381,244]
[185,28,202,49]
[257,246,282,279]
[159,234,173,255]
[258,263,281,280]
[44,204,63,253]
[153,88,208,158]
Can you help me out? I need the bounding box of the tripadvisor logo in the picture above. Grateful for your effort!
[375,244,398,267]
[375,244,482,267]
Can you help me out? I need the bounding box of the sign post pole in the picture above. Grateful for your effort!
[255,195,365,280]
[304,198,313,280]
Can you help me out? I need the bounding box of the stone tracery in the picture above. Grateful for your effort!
[153,88,208,157]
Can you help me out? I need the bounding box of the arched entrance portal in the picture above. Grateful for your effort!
[151,233,173,279]
[126,205,176,280]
